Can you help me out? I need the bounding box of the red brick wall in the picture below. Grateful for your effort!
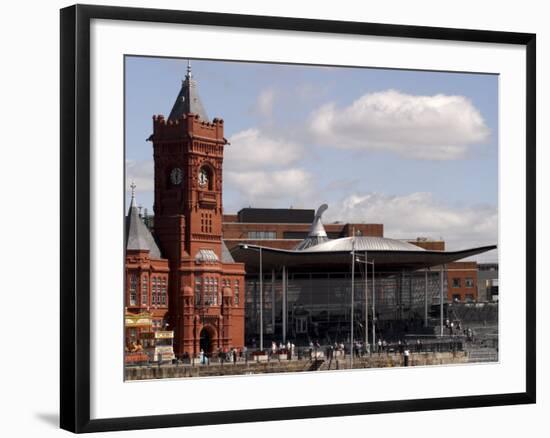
[151,111,246,356]
[409,240,446,251]
[222,221,384,240]
[446,261,478,302]
[125,250,170,342]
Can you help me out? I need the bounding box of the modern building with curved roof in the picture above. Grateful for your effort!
[228,204,496,347]
[124,63,498,358]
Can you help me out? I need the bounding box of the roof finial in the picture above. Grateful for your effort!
[186,59,192,80]
[130,180,136,204]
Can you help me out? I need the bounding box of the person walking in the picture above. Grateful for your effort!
[404,348,410,367]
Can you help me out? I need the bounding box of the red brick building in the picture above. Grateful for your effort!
[408,240,478,301]
[124,185,170,345]
[223,208,383,251]
[125,64,245,357]
[446,262,478,302]
[125,64,490,356]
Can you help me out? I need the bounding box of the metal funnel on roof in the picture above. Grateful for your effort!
[295,204,330,250]
[310,204,328,237]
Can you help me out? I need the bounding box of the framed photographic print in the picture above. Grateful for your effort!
[60,4,536,433]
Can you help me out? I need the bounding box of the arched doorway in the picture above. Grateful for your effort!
[199,325,216,354]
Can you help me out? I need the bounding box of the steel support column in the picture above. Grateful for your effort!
[365,250,368,347]
[271,269,275,337]
[282,265,287,344]
[424,269,429,328]
[440,266,444,337]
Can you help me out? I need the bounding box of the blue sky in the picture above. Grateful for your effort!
[125,56,498,260]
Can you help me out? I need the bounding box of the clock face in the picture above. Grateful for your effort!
[198,168,209,187]
[170,167,183,185]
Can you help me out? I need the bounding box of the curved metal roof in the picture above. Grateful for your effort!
[229,204,496,272]
[302,236,425,253]
[231,243,497,273]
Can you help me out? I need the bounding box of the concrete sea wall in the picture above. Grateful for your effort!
[125,351,469,381]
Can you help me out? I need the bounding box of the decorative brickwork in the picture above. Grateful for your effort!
[148,68,245,357]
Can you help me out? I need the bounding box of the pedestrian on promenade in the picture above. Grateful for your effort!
[404,349,410,367]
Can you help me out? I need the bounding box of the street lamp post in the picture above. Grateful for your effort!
[440,265,445,337]
[372,259,376,351]
[350,243,355,368]
[364,250,368,352]
[355,253,375,353]
[259,247,263,351]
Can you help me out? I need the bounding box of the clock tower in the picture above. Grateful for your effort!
[149,62,245,357]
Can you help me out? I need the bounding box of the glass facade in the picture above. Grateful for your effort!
[244,270,446,346]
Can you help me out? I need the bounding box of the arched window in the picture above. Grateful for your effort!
[198,165,214,191]
[161,277,167,305]
[205,277,211,305]
[129,273,137,306]
[234,280,240,305]
[195,278,202,305]
[141,275,148,306]
[213,278,218,305]
[152,277,157,305]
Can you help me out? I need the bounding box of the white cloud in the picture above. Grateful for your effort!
[328,192,497,260]
[256,89,276,117]
[225,128,303,171]
[226,168,313,208]
[309,89,490,160]
[126,159,154,192]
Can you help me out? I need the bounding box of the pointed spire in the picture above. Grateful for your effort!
[186,59,192,80]
[130,180,136,207]
[125,183,162,259]
[168,59,209,122]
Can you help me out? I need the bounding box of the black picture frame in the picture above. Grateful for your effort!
[60,4,536,433]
